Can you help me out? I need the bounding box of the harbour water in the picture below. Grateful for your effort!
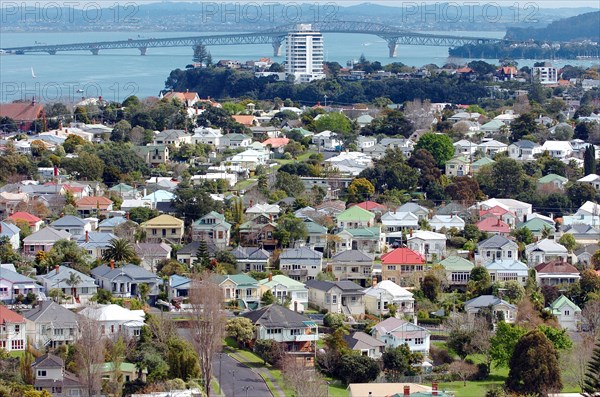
[1,30,598,103]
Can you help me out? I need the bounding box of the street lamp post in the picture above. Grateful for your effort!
[242,385,253,397]
[229,369,237,397]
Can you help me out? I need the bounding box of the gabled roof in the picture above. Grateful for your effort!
[280,246,323,260]
[0,102,44,122]
[90,263,161,283]
[169,274,191,289]
[75,196,113,207]
[331,249,374,263]
[477,234,516,250]
[23,300,79,323]
[0,305,25,323]
[8,211,42,224]
[472,157,496,166]
[80,304,145,323]
[337,205,375,222]
[0,221,20,236]
[51,215,87,227]
[108,183,136,192]
[212,274,258,287]
[538,173,568,184]
[363,280,413,299]
[526,238,568,253]
[439,256,474,271]
[396,202,429,214]
[259,274,306,290]
[534,260,580,274]
[305,279,364,293]
[140,214,183,228]
[574,243,600,256]
[142,190,175,202]
[38,265,97,289]
[516,217,554,232]
[231,246,270,260]
[344,331,385,351]
[476,217,510,233]
[242,304,313,328]
[485,259,528,272]
[381,248,425,265]
[352,201,386,212]
[465,295,516,309]
[99,216,132,228]
[511,139,539,149]
[23,227,71,243]
[0,267,38,284]
[548,295,581,314]
[32,354,64,369]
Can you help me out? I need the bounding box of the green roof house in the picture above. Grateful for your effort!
[547,295,581,331]
[212,274,260,309]
[445,155,471,177]
[537,173,568,191]
[439,256,474,287]
[337,206,375,229]
[471,157,496,173]
[259,274,308,312]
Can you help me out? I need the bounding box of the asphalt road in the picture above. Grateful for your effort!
[212,353,271,397]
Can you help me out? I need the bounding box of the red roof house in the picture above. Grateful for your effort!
[351,201,387,214]
[476,217,511,236]
[381,248,425,285]
[0,100,45,131]
[8,211,44,232]
[74,196,113,216]
[534,260,581,286]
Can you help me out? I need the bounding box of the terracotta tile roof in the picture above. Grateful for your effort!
[352,201,387,212]
[534,260,579,274]
[0,102,44,122]
[381,247,425,265]
[232,115,256,126]
[8,211,42,223]
[262,137,289,148]
[0,306,25,323]
[476,217,510,233]
[75,196,113,207]
[457,67,474,73]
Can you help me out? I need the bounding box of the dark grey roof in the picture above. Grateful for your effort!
[436,202,468,216]
[563,224,599,234]
[178,241,217,256]
[242,304,312,328]
[33,354,64,369]
[155,201,177,214]
[305,279,364,293]
[51,215,86,227]
[231,246,270,260]
[279,246,323,260]
[91,264,161,282]
[513,139,538,149]
[478,234,515,249]
[575,243,600,256]
[22,300,79,324]
[331,249,374,263]
[344,331,386,350]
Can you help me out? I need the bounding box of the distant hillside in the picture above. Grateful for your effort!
[506,11,600,41]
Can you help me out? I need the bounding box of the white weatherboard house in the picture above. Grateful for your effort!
[363,280,415,317]
[547,295,581,331]
[371,317,430,354]
[79,304,145,338]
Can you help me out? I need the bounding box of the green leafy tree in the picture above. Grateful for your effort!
[337,354,380,384]
[226,317,254,347]
[62,152,105,181]
[192,44,208,64]
[414,133,454,166]
[359,148,419,193]
[314,112,353,136]
[490,322,527,368]
[421,274,441,302]
[111,120,132,142]
[254,339,283,366]
[129,207,159,224]
[362,109,415,138]
[347,177,375,203]
[172,183,223,225]
[166,338,200,381]
[506,329,562,396]
[558,233,577,252]
[274,215,308,248]
[261,290,275,305]
[63,134,86,153]
[274,172,306,198]
[584,145,596,176]
[193,240,211,270]
[510,113,540,142]
[323,313,346,330]
[102,238,138,263]
[382,344,422,380]
[567,182,598,209]
[511,227,535,245]
[467,266,492,297]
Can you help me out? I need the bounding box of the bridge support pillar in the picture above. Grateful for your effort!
[387,39,398,58]
[272,40,282,57]
[48,50,56,55]
[90,49,99,55]
[139,47,147,56]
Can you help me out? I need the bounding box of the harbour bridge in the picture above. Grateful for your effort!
[3,21,505,58]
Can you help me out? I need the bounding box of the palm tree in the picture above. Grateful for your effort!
[65,272,82,304]
[102,238,137,263]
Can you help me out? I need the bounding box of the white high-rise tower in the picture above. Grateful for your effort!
[285,24,326,83]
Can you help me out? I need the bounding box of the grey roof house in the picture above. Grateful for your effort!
[23,300,80,349]
[305,279,365,315]
[90,263,163,304]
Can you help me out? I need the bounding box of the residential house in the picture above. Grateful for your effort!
[140,214,185,244]
[537,174,568,192]
[357,136,376,149]
[0,267,44,303]
[305,280,365,315]
[471,157,496,173]
[221,133,252,148]
[242,305,318,360]
[134,145,170,166]
[525,239,569,266]
[167,274,192,301]
[477,198,532,222]
[304,218,327,251]
[371,317,430,354]
[316,200,346,218]
[23,301,80,349]
[464,295,517,323]
[246,203,281,219]
[108,183,139,200]
[32,354,85,397]
[436,202,472,222]
[363,280,414,317]
[336,205,375,229]
[229,149,269,170]
[153,129,191,147]
[508,140,542,161]
[535,260,580,286]
[336,226,384,253]
[381,211,419,233]
[445,156,471,177]
[348,383,441,397]
[330,249,374,287]
[578,174,600,191]
[22,227,72,255]
[74,196,113,217]
[134,242,172,272]
[439,256,474,288]
[312,130,342,151]
[563,201,600,227]
[77,231,116,260]
[478,139,508,156]
[476,217,511,236]
[258,274,308,313]
[191,211,231,249]
[541,141,573,159]
[279,246,323,282]
[231,246,271,273]
[562,224,600,245]
[0,192,29,216]
[211,274,260,310]
[429,215,465,232]
[232,115,257,127]
[0,100,45,131]
[0,221,20,250]
[396,203,429,221]
[79,304,145,337]
[476,235,519,265]
[142,189,175,205]
[574,244,600,268]
[50,216,92,238]
[352,201,387,216]
[0,306,26,351]
[485,259,529,286]
[7,211,43,232]
[479,205,518,228]
[407,231,447,262]
[192,127,223,146]
[90,263,163,304]
[97,216,134,233]
[547,295,581,331]
[381,248,426,286]
[517,217,555,239]
[453,139,478,155]
[238,214,278,249]
[344,331,386,358]
[96,362,147,384]
[37,266,97,305]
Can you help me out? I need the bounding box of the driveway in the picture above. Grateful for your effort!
[212,353,272,397]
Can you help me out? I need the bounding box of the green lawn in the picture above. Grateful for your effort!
[233,178,257,192]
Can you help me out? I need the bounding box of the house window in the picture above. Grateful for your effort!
[152,229,157,235]
[134,329,141,336]
[37,370,47,377]
[171,228,176,234]
[246,288,253,297]
[564,310,570,316]
[332,295,337,304]
[415,338,424,345]
[218,231,224,239]
[507,251,512,258]
[486,251,491,257]
[14,325,20,332]
[387,265,396,271]
[11,340,24,350]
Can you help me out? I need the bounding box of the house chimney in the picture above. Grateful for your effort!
[110,259,115,269]
[126,212,130,220]
[55,265,59,274]
[250,200,253,207]
[85,230,89,243]
[403,385,410,396]
[432,382,439,396]
[372,277,377,287]
[294,301,298,312]
[268,272,273,282]
[269,214,273,222]
[410,229,413,237]
[31,96,36,106]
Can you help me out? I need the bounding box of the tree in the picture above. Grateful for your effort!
[421,274,441,302]
[467,266,492,297]
[449,360,478,386]
[558,233,577,252]
[506,329,562,396]
[362,109,415,138]
[382,344,423,380]
[567,182,597,209]
[274,172,306,198]
[261,290,275,305]
[490,322,527,368]
[274,215,308,248]
[337,354,380,384]
[193,239,211,270]
[102,238,138,263]
[65,272,82,304]
[323,313,346,330]
[172,184,222,225]
[584,145,597,176]
[62,152,105,181]
[111,120,132,142]
[582,338,600,396]
[63,134,86,153]
[188,271,226,396]
[510,113,540,142]
[75,317,104,397]
[414,133,454,167]
[193,44,208,64]
[511,227,535,245]
[166,338,201,381]
[129,207,159,224]
[314,112,353,137]
[254,339,283,366]
[562,335,596,394]
[347,178,375,203]
[581,300,600,335]
[226,317,254,347]
[281,357,328,397]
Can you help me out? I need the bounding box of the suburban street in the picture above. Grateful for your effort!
[212,353,271,397]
